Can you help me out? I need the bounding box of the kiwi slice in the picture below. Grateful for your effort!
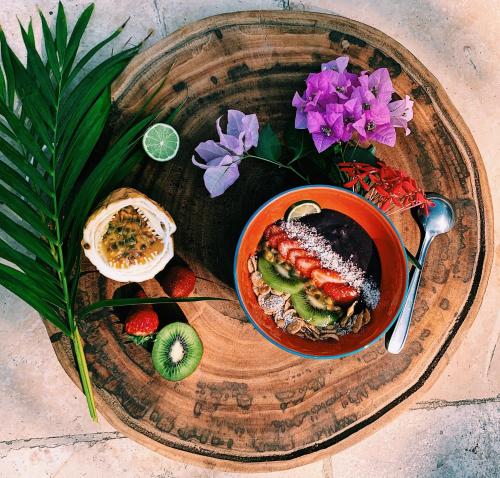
[152,322,203,381]
[258,256,304,294]
[291,292,338,327]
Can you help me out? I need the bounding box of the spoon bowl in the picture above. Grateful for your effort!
[419,194,455,236]
[387,194,455,354]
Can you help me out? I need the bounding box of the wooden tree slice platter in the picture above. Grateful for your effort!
[45,11,493,471]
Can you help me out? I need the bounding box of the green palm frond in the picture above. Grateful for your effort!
[0,2,197,421]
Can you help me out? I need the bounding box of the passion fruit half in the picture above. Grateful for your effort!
[82,188,176,282]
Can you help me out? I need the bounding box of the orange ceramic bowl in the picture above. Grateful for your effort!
[234,185,409,359]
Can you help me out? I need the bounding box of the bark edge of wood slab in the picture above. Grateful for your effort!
[44,11,493,472]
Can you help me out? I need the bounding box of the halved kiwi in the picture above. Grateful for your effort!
[152,322,203,381]
[258,256,304,294]
[291,291,338,327]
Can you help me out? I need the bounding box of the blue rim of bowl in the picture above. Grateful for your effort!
[233,184,409,360]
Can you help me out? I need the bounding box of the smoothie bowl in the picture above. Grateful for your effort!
[234,185,408,359]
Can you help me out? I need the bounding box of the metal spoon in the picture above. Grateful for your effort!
[386,194,455,354]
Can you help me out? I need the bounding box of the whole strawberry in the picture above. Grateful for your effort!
[161,265,196,298]
[125,309,159,344]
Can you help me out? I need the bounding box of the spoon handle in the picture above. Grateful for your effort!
[387,233,434,354]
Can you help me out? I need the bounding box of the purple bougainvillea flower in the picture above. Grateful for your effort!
[193,140,231,163]
[307,110,343,152]
[292,92,308,129]
[192,154,241,198]
[304,70,337,110]
[359,68,394,104]
[293,56,412,151]
[321,56,349,73]
[388,95,414,135]
[339,97,364,142]
[216,110,259,155]
[192,110,260,197]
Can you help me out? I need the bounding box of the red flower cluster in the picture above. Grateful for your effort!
[338,161,434,215]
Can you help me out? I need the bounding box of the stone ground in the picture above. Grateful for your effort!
[0,0,499,476]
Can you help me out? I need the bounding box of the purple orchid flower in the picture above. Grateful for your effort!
[192,110,259,197]
[388,95,414,135]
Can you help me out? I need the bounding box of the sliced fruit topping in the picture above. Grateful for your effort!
[322,283,359,305]
[285,200,321,221]
[258,257,304,294]
[125,308,159,337]
[311,268,345,288]
[295,256,322,278]
[267,232,289,249]
[287,248,313,266]
[152,322,203,381]
[264,224,283,239]
[290,291,338,327]
[277,240,302,260]
[161,265,196,298]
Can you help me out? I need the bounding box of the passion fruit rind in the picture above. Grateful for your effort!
[82,188,176,282]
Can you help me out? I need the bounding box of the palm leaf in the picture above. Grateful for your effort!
[0,4,197,422]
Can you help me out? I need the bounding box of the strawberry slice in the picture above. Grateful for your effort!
[295,257,322,278]
[264,224,283,239]
[311,268,345,287]
[322,283,359,305]
[287,248,313,266]
[267,232,289,249]
[278,240,302,260]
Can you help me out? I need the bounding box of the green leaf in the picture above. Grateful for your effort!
[61,17,130,88]
[0,262,65,309]
[63,3,95,74]
[0,183,55,241]
[165,95,187,124]
[39,10,61,81]
[255,124,282,162]
[27,19,35,45]
[0,135,52,197]
[0,160,53,217]
[343,144,377,165]
[0,102,52,172]
[0,210,58,269]
[0,29,16,108]
[0,237,61,291]
[55,2,68,63]
[57,53,137,155]
[0,264,69,335]
[284,123,305,157]
[405,248,422,270]
[19,21,56,106]
[58,88,111,205]
[77,296,228,319]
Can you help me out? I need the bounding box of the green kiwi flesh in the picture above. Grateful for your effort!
[291,291,338,327]
[258,257,304,294]
[152,322,203,381]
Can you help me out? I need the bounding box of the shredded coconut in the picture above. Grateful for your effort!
[279,220,380,309]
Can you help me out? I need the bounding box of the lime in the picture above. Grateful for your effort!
[142,123,180,162]
[285,200,321,221]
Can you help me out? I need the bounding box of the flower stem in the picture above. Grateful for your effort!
[244,154,309,183]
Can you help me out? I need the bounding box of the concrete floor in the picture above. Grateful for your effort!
[1,0,499,476]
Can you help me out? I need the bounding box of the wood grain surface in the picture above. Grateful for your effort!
[45,11,493,471]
